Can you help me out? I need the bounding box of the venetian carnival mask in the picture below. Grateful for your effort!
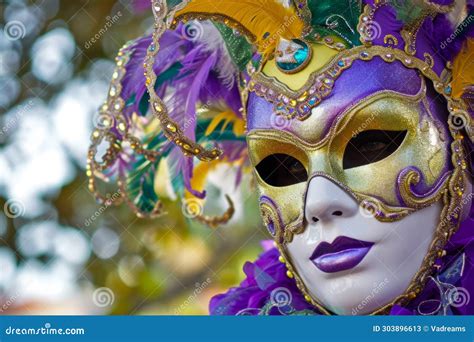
[88,0,474,315]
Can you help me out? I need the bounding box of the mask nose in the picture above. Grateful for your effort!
[305,176,359,224]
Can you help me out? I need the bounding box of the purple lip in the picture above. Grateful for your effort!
[310,236,374,273]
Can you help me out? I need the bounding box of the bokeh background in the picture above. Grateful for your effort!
[0,0,266,315]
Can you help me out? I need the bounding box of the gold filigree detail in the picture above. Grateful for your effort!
[293,0,313,35]
[383,34,399,48]
[260,201,284,243]
[424,52,434,68]
[398,169,450,209]
[249,44,448,122]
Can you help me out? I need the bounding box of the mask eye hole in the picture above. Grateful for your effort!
[343,130,407,170]
[255,153,308,187]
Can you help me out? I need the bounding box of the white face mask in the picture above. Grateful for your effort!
[286,176,442,315]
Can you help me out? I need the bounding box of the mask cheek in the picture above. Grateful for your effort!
[257,183,306,243]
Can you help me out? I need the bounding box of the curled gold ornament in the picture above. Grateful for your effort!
[398,169,449,209]
[194,194,235,228]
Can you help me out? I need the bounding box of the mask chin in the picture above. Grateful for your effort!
[284,176,443,315]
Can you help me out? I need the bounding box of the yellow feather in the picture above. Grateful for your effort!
[205,111,245,137]
[186,160,221,198]
[176,0,305,54]
[452,39,474,99]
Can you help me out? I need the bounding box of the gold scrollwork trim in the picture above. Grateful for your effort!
[195,194,235,228]
[249,44,447,122]
[398,170,450,209]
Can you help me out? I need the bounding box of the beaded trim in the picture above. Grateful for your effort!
[144,0,222,162]
[249,54,353,120]
[195,195,235,228]
[247,42,456,122]
[87,43,164,218]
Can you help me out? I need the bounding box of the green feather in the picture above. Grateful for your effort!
[167,0,183,10]
[214,22,253,71]
[195,118,246,142]
[138,62,182,116]
[126,156,161,214]
[390,0,424,25]
[306,0,363,46]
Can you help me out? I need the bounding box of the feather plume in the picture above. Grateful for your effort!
[390,0,425,26]
[175,0,305,54]
[451,38,474,99]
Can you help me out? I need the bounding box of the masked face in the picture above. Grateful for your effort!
[287,177,443,315]
[246,46,458,314]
